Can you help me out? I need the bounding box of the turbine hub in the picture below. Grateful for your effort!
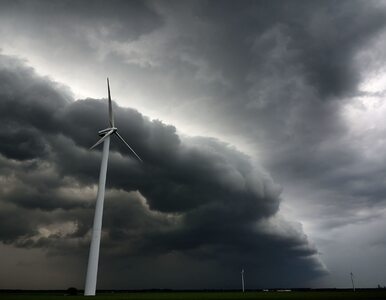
[98,127,117,136]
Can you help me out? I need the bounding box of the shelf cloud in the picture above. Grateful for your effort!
[0,53,324,288]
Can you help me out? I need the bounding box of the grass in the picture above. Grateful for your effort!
[2,290,386,300]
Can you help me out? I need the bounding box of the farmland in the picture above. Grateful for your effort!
[1,290,386,300]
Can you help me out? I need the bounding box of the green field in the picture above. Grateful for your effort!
[2,291,386,300]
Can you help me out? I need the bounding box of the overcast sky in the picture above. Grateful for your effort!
[1,0,386,290]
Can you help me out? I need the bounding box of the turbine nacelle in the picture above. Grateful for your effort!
[98,127,117,136]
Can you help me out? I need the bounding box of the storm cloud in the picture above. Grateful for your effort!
[0,53,324,288]
[2,0,386,289]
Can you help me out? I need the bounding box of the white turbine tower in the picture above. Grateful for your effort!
[84,78,142,296]
[350,272,356,292]
[241,269,245,293]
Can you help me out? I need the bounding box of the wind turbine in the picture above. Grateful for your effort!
[84,78,142,296]
[350,272,355,292]
[241,269,245,293]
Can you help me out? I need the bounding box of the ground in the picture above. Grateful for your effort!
[1,291,386,300]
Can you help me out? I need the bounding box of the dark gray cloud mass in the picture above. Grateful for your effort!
[0,0,162,43]
[0,53,324,288]
[148,0,386,229]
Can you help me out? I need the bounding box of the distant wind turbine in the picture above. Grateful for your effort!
[350,272,356,292]
[84,78,142,296]
[241,269,245,293]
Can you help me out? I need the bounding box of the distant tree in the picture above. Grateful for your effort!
[66,287,78,295]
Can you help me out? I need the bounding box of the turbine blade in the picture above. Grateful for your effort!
[89,129,114,150]
[115,131,143,162]
[107,78,114,127]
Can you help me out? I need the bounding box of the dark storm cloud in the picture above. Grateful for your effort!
[0,53,325,287]
[148,0,386,226]
[1,0,386,289]
[190,0,385,97]
[91,0,386,219]
[87,1,386,244]
[0,0,162,41]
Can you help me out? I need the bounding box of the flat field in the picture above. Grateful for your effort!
[0,290,386,300]
[2,291,386,300]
